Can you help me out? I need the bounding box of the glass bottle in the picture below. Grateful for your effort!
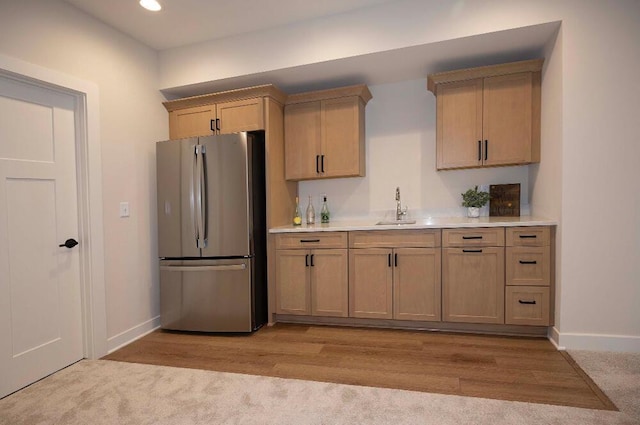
[305,195,315,225]
[292,196,302,226]
[320,196,330,224]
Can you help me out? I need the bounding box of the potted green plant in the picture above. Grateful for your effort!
[461,186,490,218]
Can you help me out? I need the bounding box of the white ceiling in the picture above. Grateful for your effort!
[63,0,399,50]
[62,0,559,97]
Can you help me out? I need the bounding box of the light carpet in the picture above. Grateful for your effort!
[0,350,638,425]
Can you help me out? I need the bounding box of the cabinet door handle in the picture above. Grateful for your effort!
[216,118,220,131]
[321,155,325,173]
[300,239,320,243]
[462,235,483,240]
[316,155,320,174]
[305,254,309,267]
[210,119,215,132]
[462,249,483,253]
[484,140,488,161]
[519,260,538,265]
[388,253,392,267]
[519,235,537,239]
[310,254,314,267]
[518,300,537,305]
[478,140,482,161]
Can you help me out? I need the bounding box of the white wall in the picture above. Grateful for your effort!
[160,0,640,351]
[0,0,168,352]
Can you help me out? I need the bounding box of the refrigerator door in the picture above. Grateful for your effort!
[199,133,251,258]
[159,258,254,332]
[157,138,201,258]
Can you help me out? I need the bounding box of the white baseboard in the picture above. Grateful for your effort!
[106,316,161,354]
[550,327,640,352]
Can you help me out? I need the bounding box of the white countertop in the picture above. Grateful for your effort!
[269,215,557,233]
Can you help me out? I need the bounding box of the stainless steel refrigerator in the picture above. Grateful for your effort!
[156,132,266,332]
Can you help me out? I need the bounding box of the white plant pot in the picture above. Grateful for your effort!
[467,207,480,218]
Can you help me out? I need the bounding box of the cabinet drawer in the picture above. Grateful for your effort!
[275,232,347,249]
[506,226,550,246]
[505,286,550,326]
[349,229,441,248]
[506,246,550,286]
[442,228,504,247]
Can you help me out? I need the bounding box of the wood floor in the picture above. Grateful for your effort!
[103,323,616,410]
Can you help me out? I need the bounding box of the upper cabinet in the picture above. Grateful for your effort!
[163,85,287,140]
[284,84,372,181]
[427,59,543,170]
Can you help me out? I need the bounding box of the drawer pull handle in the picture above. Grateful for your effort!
[518,300,537,305]
[300,239,320,243]
[519,260,538,265]
[519,235,537,239]
[462,249,483,253]
[462,236,483,240]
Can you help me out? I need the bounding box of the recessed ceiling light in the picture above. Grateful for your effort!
[139,0,161,12]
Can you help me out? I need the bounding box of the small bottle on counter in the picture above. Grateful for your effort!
[305,195,315,225]
[320,196,330,224]
[292,196,302,226]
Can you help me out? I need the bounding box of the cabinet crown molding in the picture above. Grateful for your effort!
[163,84,287,112]
[427,59,544,95]
[285,84,372,105]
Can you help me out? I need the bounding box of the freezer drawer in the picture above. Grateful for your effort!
[160,258,254,332]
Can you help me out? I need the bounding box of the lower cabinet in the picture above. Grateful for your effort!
[274,225,554,332]
[504,226,553,326]
[275,233,348,317]
[442,228,505,324]
[348,230,442,321]
[442,246,505,324]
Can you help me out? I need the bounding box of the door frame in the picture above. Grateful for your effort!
[0,53,107,359]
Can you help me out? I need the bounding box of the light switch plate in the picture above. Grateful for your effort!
[119,201,130,217]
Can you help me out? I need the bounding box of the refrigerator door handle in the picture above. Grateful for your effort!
[160,264,247,272]
[195,145,206,248]
[200,145,208,246]
[192,145,201,248]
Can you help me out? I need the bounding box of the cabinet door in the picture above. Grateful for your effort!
[310,249,348,317]
[442,247,505,324]
[436,79,483,170]
[216,98,264,134]
[284,101,322,180]
[349,249,393,319]
[393,248,441,321]
[275,250,310,315]
[482,72,533,166]
[322,96,365,178]
[169,105,216,139]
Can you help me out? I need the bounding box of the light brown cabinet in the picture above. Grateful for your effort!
[275,232,348,317]
[348,230,441,321]
[427,59,543,170]
[284,85,371,180]
[168,97,264,139]
[442,228,505,324]
[505,226,553,326]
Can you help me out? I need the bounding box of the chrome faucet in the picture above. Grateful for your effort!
[395,187,407,220]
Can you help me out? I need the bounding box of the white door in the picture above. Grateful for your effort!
[0,76,83,398]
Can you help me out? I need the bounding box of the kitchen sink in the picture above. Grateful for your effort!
[376,219,416,225]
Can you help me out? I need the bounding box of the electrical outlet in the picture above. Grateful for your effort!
[119,201,130,218]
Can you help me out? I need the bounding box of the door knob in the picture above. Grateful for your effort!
[59,238,79,249]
